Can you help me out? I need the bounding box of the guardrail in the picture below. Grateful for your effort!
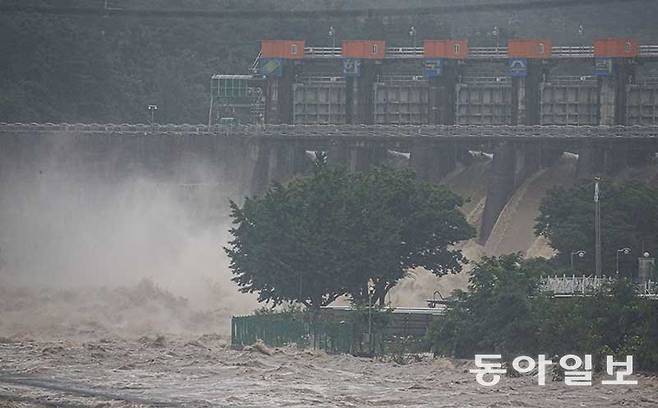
[2,123,658,140]
[469,46,508,59]
[304,46,341,57]
[640,45,658,57]
[634,76,658,85]
[0,122,212,133]
[540,275,613,295]
[377,74,427,82]
[552,46,593,58]
[384,46,424,58]
[540,275,658,298]
[542,75,598,84]
[298,75,345,83]
[300,44,658,60]
[461,76,510,84]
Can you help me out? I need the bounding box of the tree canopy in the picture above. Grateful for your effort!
[224,164,474,309]
[428,254,658,372]
[428,254,545,358]
[535,180,658,275]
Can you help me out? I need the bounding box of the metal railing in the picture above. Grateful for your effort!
[461,76,510,85]
[539,275,658,297]
[297,75,345,83]
[639,280,658,296]
[377,74,427,83]
[2,123,658,140]
[640,45,658,57]
[250,51,261,73]
[543,75,598,84]
[540,275,613,295]
[384,46,424,58]
[634,76,658,85]
[299,44,658,60]
[552,46,594,58]
[469,46,508,59]
[304,46,341,58]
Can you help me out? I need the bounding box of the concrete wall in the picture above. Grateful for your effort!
[262,58,658,129]
[279,62,658,127]
[409,141,457,183]
[264,63,296,124]
[2,126,655,243]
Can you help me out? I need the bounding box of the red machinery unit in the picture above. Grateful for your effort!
[341,40,386,59]
[260,40,305,59]
[508,39,552,59]
[594,38,639,58]
[424,40,469,59]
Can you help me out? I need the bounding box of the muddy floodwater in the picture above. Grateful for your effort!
[1,160,657,407]
[0,335,656,407]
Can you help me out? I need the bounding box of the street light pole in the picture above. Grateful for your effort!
[571,250,586,270]
[594,177,602,276]
[366,288,373,354]
[328,26,336,49]
[148,104,158,125]
[616,247,631,276]
[409,26,417,49]
[493,26,499,50]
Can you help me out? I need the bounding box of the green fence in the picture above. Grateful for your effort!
[231,309,434,355]
[231,313,358,353]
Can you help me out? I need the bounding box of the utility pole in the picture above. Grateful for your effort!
[594,177,602,276]
[328,26,336,124]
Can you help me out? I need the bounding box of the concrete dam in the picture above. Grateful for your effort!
[1,123,657,245]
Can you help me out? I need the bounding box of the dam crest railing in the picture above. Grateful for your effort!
[2,123,658,140]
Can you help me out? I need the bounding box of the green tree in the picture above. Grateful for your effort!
[428,254,545,358]
[224,164,474,310]
[535,180,658,275]
[341,167,475,305]
[427,256,658,371]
